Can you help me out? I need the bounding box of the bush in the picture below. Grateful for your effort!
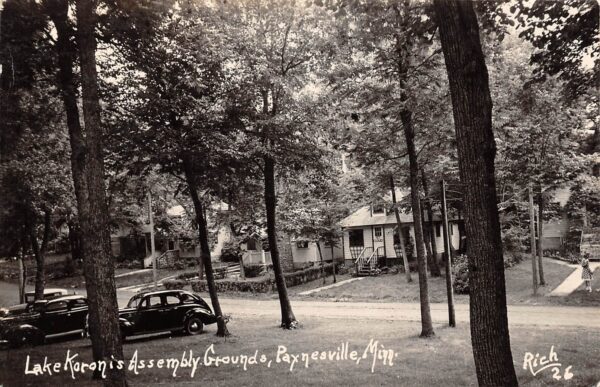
[191,277,273,293]
[244,264,270,278]
[502,226,527,253]
[190,262,342,293]
[504,252,524,268]
[452,254,469,294]
[176,271,199,280]
[220,241,243,263]
[163,279,188,290]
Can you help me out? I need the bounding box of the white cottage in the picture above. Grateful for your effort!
[340,203,463,268]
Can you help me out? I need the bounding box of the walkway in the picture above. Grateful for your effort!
[549,263,599,296]
[298,277,364,295]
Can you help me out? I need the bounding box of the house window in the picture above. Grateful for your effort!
[246,238,257,251]
[296,241,309,249]
[372,204,385,215]
[348,229,364,247]
[374,227,382,238]
[435,223,441,238]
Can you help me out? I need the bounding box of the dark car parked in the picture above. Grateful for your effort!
[0,295,88,348]
[118,290,216,340]
[0,288,74,318]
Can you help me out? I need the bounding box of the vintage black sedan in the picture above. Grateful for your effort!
[118,290,217,339]
[0,295,88,348]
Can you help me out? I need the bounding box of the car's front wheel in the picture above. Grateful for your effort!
[8,328,44,349]
[184,316,203,335]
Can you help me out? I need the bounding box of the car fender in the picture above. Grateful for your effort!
[5,324,45,348]
[118,317,134,335]
[184,308,217,325]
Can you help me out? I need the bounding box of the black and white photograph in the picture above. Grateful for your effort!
[0,0,598,385]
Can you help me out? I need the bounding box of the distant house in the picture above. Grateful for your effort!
[289,238,343,267]
[541,187,572,250]
[240,231,343,269]
[339,202,462,267]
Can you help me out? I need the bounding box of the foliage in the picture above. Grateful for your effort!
[512,0,599,99]
[451,254,469,294]
[244,264,269,278]
[220,241,243,263]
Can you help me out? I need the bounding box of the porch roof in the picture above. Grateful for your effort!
[339,205,454,228]
[339,206,410,228]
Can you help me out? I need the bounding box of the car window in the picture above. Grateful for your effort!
[25,294,35,304]
[44,292,62,300]
[165,295,180,306]
[70,299,87,308]
[180,293,196,304]
[127,296,141,309]
[45,301,68,312]
[147,296,162,308]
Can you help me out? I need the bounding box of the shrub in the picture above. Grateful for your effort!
[189,262,342,293]
[337,263,349,275]
[244,264,270,278]
[163,279,188,290]
[502,226,527,253]
[191,277,273,293]
[504,251,525,269]
[176,271,199,280]
[220,241,243,263]
[452,254,469,294]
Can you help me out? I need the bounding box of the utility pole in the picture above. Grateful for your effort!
[148,192,157,289]
[528,184,538,295]
[441,180,456,327]
[390,175,412,282]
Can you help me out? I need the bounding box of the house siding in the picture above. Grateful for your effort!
[290,242,344,268]
[343,229,352,261]
[384,225,396,257]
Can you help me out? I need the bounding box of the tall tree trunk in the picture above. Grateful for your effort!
[537,193,546,285]
[28,209,51,300]
[183,157,229,337]
[331,244,337,283]
[19,237,27,304]
[264,155,297,329]
[434,1,518,384]
[229,223,246,279]
[29,228,45,301]
[68,0,127,384]
[421,204,435,275]
[67,219,82,274]
[390,175,412,282]
[421,170,441,276]
[401,112,434,338]
[316,242,326,285]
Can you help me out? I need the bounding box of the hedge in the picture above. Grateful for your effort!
[452,252,527,294]
[190,262,342,293]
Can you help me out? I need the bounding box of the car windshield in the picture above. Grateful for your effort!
[32,302,46,313]
[127,296,142,309]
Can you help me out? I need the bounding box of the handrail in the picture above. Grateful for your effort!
[353,247,369,264]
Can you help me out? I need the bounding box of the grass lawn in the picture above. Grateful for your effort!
[0,317,598,386]
[293,258,586,306]
[559,266,600,307]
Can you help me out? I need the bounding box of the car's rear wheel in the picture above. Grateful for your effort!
[9,329,44,349]
[184,316,203,335]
